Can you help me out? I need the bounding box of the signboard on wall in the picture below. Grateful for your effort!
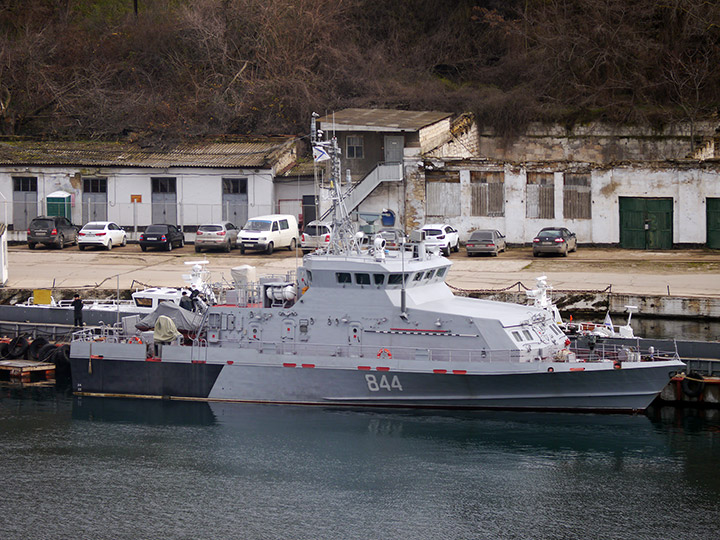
[131,195,142,203]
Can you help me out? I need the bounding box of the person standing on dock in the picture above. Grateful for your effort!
[71,294,83,327]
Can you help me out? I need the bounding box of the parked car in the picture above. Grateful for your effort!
[195,222,239,253]
[78,221,127,251]
[532,227,577,257]
[300,220,332,253]
[466,229,506,257]
[420,223,460,256]
[27,216,79,249]
[375,228,407,249]
[139,224,185,252]
[239,214,299,255]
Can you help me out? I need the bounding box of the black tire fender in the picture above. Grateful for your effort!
[681,372,705,398]
[28,337,50,360]
[8,336,30,359]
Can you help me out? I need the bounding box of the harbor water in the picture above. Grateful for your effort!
[2,387,719,540]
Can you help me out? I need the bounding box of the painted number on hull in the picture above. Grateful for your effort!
[365,374,403,392]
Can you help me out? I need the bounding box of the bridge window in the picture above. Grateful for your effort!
[355,273,371,285]
[373,274,385,285]
[336,272,351,284]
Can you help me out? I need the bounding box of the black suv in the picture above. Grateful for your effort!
[27,216,79,249]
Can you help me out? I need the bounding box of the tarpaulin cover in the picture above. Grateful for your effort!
[153,315,182,343]
[136,301,202,333]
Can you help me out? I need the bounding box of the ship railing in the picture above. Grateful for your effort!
[569,342,679,363]
[71,324,126,343]
[241,341,522,364]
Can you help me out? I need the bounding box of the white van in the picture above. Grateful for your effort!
[239,214,298,255]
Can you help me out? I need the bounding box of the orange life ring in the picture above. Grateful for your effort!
[128,336,143,344]
[377,348,392,360]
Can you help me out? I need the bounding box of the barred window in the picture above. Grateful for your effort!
[83,178,107,193]
[563,173,592,219]
[426,171,461,217]
[151,177,176,193]
[13,177,37,191]
[526,172,554,219]
[223,177,247,194]
[470,171,505,217]
[346,135,364,159]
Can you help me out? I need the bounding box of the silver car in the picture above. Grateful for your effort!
[300,220,332,253]
[466,230,506,256]
[195,222,239,253]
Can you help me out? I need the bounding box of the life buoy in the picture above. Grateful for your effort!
[377,348,392,360]
[613,361,622,370]
[681,372,705,398]
[128,336,143,344]
[547,366,554,373]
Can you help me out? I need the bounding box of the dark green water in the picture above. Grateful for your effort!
[2,387,719,540]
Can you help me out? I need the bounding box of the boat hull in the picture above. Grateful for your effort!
[69,345,683,413]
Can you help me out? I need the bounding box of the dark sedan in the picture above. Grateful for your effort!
[532,227,577,257]
[139,224,185,252]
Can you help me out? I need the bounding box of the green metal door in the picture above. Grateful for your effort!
[708,198,720,249]
[619,197,673,249]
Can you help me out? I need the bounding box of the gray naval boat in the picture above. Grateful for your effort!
[69,130,684,413]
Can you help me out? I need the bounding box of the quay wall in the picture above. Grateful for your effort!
[464,289,720,320]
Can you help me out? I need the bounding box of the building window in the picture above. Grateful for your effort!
[563,173,592,219]
[83,177,107,193]
[151,177,176,193]
[346,135,364,159]
[526,172,554,219]
[13,177,37,192]
[470,171,505,217]
[426,171,461,217]
[223,177,247,194]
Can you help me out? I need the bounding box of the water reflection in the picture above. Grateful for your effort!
[2,390,720,540]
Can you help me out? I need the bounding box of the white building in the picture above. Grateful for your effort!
[318,109,720,249]
[0,138,303,242]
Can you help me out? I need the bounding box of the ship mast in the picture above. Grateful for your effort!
[312,114,360,254]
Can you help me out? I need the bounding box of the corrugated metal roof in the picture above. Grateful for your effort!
[0,138,296,169]
[281,159,321,178]
[317,108,453,132]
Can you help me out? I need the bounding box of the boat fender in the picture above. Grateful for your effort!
[28,337,50,360]
[8,336,30,359]
[377,348,392,360]
[128,336,143,344]
[38,344,58,363]
[681,372,705,398]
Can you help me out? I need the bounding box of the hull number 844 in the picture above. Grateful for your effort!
[365,374,403,392]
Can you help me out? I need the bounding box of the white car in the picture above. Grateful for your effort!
[78,221,127,251]
[420,223,460,256]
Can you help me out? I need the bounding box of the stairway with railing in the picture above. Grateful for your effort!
[320,162,403,220]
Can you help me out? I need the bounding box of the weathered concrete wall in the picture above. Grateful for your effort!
[463,289,720,320]
[474,122,717,164]
[395,160,720,244]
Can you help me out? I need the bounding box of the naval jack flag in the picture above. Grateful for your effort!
[313,145,330,162]
[603,311,614,331]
